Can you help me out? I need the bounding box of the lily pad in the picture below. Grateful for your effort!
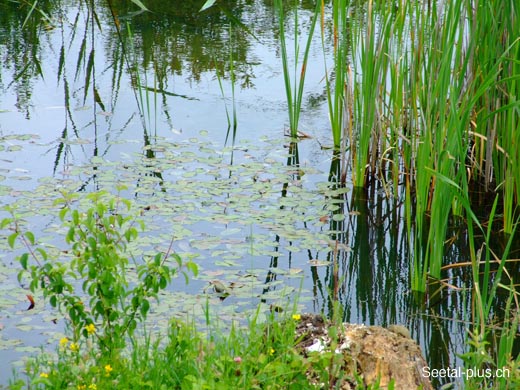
[308,259,331,267]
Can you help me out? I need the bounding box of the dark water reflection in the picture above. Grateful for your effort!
[1,1,518,388]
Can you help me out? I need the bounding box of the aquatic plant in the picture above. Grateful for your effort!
[215,24,238,144]
[274,0,320,138]
[332,0,520,292]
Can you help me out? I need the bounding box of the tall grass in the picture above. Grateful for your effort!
[321,0,348,151]
[215,24,238,145]
[335,0,519,292]
[467,0,520,234]
[339,0,520,380]
[274,0,320,138]
[348,1,393,188]
[9,306,367,389]
[462,199,520,389]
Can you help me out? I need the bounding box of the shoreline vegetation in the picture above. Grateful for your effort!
[1,0,519,388]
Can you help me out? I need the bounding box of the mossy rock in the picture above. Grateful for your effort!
[294,314,433,390]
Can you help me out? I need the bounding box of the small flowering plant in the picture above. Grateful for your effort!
[104,364,113,376]
[85,323,96,335]
[4,190,198,356]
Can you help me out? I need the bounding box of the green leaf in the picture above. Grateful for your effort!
[200,0,217,12]
[187,261,199,277]
[8,232,18,248]
[132,295,139,310]
[35,248,48,261]
[69,306,78,323]
[72,209,79,224]
[94,300,104,316]
[140,298,150,318]
[87,237,97,250]
[66,227,75,243]
[109,311,119,322]
[59,207,68,221]
[159,276,167,289]
[24,231,35,245]
[172,253,182,267]
[0,217,12,229]
[125,227,137,242]
[19,253,29,270]
[130,0,149,11]
[128,319,137,333]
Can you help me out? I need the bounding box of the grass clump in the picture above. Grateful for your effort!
[8,311,349,390]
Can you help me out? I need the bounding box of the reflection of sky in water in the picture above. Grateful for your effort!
[0,1,476,387]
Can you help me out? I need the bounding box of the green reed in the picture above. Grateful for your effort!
[274,0,319,138]
[467,0,520,234]
[342,0,520,291]
[327,0,520,379]
[464,202,520,389]
[321,0,349,152]
[415,0,470,288]
[215,24,238,143]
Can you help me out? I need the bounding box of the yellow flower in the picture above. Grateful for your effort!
[40,372,49,378]
[77,385,86,390]
[292,314,301,321]
[104,364,113,376]
[59,337,69,347]
[88,384,97,390]
[85,323,96,335]
[70,342,79,352]
[269,348,275,355]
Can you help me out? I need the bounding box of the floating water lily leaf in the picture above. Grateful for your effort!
[15,324,33,332]
[285,245,300,252]
[90,156,105,164]
[220,228,242,236]
[13,345,41,354]
[0,339,23,350]
[308,259,331,267]
[11,176,32,181]
[190,239,220,250]
[201,270,225,278]
[214,260,240,267]
[7,145,23,152]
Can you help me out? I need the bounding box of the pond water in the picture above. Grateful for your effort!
[0,0,498,387]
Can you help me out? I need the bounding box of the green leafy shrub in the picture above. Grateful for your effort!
[3,190,197,357]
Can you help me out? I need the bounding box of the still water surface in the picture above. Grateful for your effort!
[0,1,473,386]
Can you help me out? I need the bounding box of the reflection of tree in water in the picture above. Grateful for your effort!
[1,0,329,110]
[110,0,259,87]
[0,0,59,117]
[0,0,269,174]
[0,0,274,111]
